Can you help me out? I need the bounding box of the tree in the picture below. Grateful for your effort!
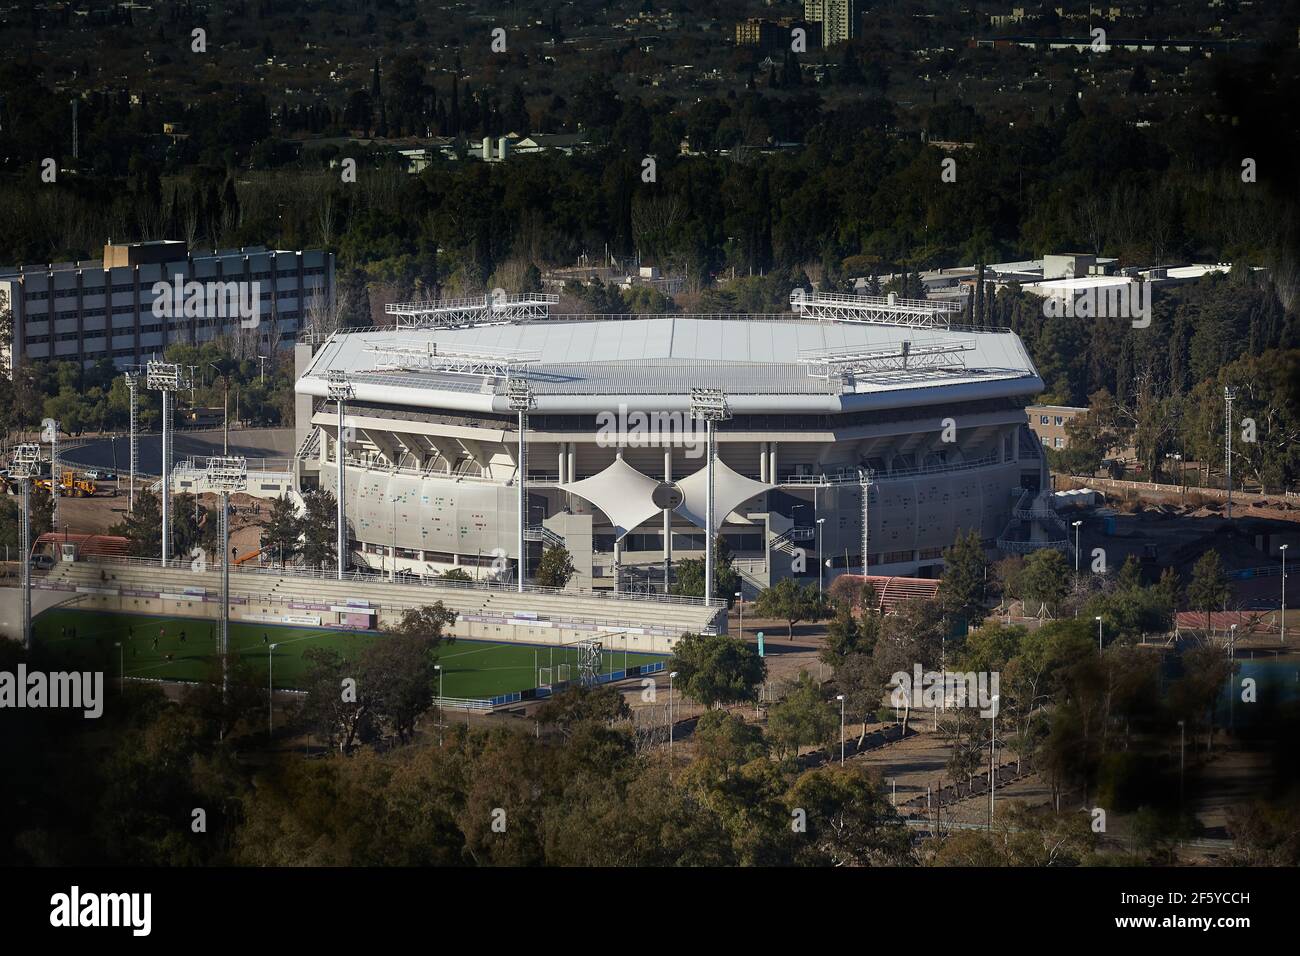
[360,633,441,743]
[1022,549,1071,615]
[299,488,338,570]
[670,536,740,602]
[299,646,373,755]
[388,603,456,643]
[940,528,988,624]
[534,545,575,589]
[786,764,913,866]
[440,568,472,582]
[1187,549,1230,634]
[753,578,825,639]
[260,494,300,566]
[535,684,631,739]
[691,709,767,777]
[766,671,838,759]
[110,487,162,558]
[668,632,766,708]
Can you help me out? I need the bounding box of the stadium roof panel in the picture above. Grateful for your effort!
[299,317,1042,414]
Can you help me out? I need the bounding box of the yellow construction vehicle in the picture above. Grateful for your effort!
[35,469,98,498]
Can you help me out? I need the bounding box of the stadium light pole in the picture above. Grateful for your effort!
[206,455,248,703]
[147,361,182,567]
[268,642,279,735]
[1280,544,1288,647]
[690,388,731,606]
[1095,615,1103,652]
[13,443,41,650]
[507,377,536,593]
[325,370,354,580]
[124,371,139,514]
[836,693,846,764]
[735,591,743,640]
[1072,519,1082,575]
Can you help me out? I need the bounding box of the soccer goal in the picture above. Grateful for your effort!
[556,663,571,684]
[538,666,553,688]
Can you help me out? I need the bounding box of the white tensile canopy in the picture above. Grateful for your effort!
[559,457,667,540]
[674,457,775,532]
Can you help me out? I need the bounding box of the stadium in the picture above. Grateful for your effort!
[292,290,1053,596]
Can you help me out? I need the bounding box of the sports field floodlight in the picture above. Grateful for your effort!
[858,467,875,578]
[12,443,42,650]
[325,369,353,580]
[690,388,732,607]
[147,361,183,568]
[206,455,248,704]
[507,377,536,593]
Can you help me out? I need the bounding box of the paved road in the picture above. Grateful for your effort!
[59,427,295,476]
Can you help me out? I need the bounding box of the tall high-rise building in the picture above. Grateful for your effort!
[804,0,859,47]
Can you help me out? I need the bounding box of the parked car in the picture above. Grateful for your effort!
[29,554,55,570]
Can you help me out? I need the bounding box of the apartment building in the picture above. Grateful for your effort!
[0,240,334,374]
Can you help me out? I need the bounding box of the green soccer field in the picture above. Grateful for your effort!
[32,608,667,700]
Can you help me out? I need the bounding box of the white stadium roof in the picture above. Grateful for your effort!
[297,316,1042,415]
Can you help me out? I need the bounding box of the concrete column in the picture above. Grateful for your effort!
[769,442,779,484]
[557,444,566,483]
[759,441,768,483]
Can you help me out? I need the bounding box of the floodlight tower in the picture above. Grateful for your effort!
[124,371,139,513]
[147,361,183,566]
[690,387,732,606]
[507,377,536,593]
[325,370,354,580]
[859,468,876,578]
[12,443,41,650]
[206,455,247,701]
[1224,386,1235,520]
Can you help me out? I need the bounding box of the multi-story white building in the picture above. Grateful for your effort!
[0,240,334,373]
[293,292,1055,594]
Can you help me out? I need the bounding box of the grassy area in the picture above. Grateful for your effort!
[32,608,666,699]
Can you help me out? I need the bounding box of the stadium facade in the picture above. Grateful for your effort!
[292,293,1050,594]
